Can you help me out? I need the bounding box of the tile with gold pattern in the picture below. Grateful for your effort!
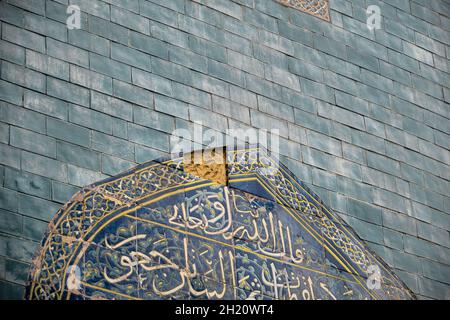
[26,146,415,300]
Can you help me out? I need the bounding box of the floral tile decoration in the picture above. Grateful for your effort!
[26,146,414,300]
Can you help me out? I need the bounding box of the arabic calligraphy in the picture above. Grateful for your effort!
[78,187,386,300]
[27,147,414,300]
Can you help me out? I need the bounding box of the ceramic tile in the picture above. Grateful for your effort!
[28,146,414,300]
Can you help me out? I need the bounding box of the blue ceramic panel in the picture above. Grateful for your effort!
[26,146,414,300]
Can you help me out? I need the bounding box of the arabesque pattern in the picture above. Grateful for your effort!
[27,147,414,300]
[276,0,330,21]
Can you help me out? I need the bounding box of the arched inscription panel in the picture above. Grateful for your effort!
[26,147,414,300]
